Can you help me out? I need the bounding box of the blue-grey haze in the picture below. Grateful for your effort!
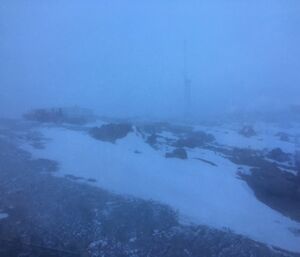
[1,0,300,120]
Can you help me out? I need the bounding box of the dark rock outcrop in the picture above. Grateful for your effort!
[1,120,300,257]
[275,132,290,142]
[165,148,188,160]
[146,133,158,147]
[89,123,132,143]
[295,151,300,174]
[224,146,300,222]
[239,125,256,137]
[267,148,290,162]
[194,158,217,167]
[239,165,300,222]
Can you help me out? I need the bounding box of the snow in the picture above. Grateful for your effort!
[0,212,8,220]
[195,123,299,154]
[23,126,300,253]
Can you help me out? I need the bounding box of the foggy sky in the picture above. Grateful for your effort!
[1,0,300,120]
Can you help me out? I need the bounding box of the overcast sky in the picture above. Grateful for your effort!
[1,0,300,119]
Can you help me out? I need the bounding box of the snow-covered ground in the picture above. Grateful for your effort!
[0,212,8,220]
[195,123,299,154]
[22,124,300,253]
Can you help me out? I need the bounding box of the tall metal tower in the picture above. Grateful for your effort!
[183,40,192,121]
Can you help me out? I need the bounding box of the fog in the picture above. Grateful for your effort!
[2,2,300,255]
[1,0,300,120]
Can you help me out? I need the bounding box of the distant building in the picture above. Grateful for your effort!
[24,106,95,125]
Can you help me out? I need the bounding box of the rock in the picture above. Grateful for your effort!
[65,174,84,180]
[295,151,300,171]
[239,125,256,137]
[165,148,188,160]
[267,148,290,162]
[194,158,217,166]
[146,133,158,147]
[275,132,290,142]
[89,123,132,143]
[243,167,298,199]
[240,165,300,222]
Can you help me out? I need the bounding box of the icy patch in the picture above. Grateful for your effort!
[0,212,8,220]
[23,126,300,253]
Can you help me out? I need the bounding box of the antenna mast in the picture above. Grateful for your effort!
[183,40,192,121]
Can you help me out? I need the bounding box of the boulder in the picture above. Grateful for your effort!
[239,125,256,137]
[146,133,158,147]
[267,148,290,162]
[89,123,132,143]
[243,167,298,199]
[275,132,290,142]
[165,148,188,160]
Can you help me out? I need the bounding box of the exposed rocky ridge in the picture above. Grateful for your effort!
[22,117,300,224]
[239,125,256,137]
[136,122,300,223]
[0,133,299,257]
[165,148,188,160]
[89,123,133,143]
[86,119,300,224]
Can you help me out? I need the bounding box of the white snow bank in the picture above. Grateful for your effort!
[23,127,300,253]
[195,123,299,154]
[0,212,8,220]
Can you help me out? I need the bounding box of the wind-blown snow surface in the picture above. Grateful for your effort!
[23,125,300,253]
[0,212,8,220]
[195,123,299,154]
